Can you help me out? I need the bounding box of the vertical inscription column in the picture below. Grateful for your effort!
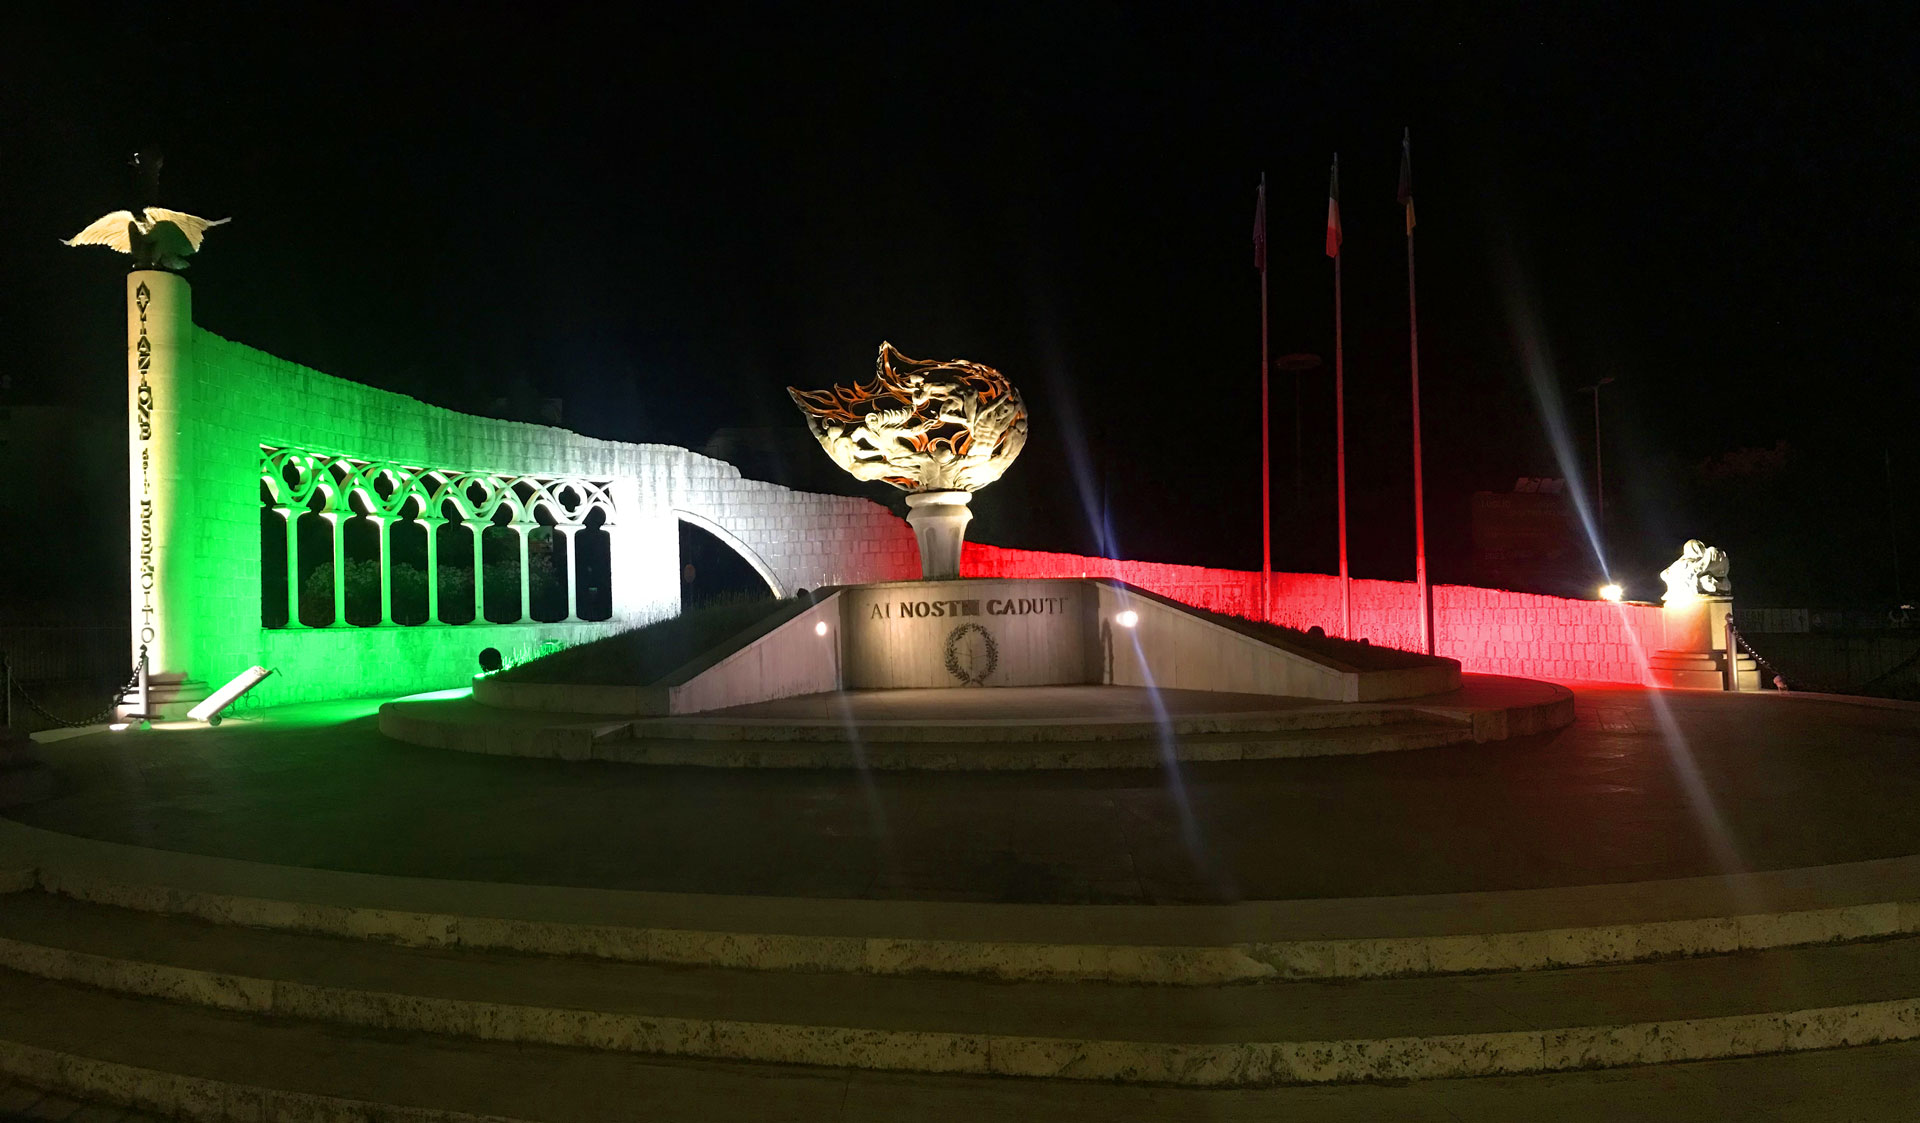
[127,270,194,674]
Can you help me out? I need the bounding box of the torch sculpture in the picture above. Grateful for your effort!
[790,342,1027,579]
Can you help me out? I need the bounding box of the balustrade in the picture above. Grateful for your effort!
[259,447,615,630]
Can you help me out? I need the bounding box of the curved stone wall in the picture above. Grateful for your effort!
[166,323,917,707]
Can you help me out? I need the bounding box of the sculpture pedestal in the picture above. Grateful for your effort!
[1648,596,1760,690]
[904,490,973,580]
[116,672,210,722]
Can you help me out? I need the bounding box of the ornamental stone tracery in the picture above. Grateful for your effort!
[259,446,618,629]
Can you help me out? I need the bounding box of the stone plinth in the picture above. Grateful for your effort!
[904,491,973,580]
[116,672,210,722]
[1649,596,1759,690]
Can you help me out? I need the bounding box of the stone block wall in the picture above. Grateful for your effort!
[962,542,1662,685]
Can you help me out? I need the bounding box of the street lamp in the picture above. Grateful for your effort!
[1577,376,1616,526]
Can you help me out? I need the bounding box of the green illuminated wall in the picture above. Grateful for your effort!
[166,320,919,708]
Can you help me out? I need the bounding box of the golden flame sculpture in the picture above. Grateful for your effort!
[788,342,1028,493]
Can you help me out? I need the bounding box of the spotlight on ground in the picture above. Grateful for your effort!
[187,665,274,726]
[1599,583,1624,603]
[1115,610,1140,629]
[814,621,829,636]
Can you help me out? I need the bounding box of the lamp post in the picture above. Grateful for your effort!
[1578,376,1615,528]
[1276,353,1323,511]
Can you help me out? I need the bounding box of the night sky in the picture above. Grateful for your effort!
[6,6,1915,608]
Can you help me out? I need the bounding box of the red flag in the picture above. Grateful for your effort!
[1252,174,1267,271]
[1397,128,1416,235]
[1325,154,1342,258]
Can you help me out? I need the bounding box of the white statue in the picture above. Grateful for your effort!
[65,207,230,271]
[789,342,1028,493]
[64,152,228,271]
[1660,539,1732,602]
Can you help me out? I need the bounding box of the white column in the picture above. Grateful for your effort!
[326,511,346,627]
[421,516,443,625]
[515,522,535,623]
[372,516,391,626]
[278,506,300,628]
[559,524,581,621]
[472,520,487,623]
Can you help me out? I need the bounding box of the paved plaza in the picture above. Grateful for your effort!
[7,685,1920,903]
[5,682,1920,1119]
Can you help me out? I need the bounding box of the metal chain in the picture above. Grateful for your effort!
[1728,625,1787,682]
[3,646,147,729]
[1731,625,1920,696]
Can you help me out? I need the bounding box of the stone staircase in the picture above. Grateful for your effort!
[3,845,1920,1120]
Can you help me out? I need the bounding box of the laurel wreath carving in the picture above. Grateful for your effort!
[943,622,999,686]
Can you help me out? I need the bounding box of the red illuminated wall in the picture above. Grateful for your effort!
[961,542,1663,685]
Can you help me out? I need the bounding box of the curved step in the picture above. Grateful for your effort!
[378,676,1575,768]
[2,891,1919,1086]
[11,817,1920,987]
[9,970,1920,1121]
[594,718,1472,769]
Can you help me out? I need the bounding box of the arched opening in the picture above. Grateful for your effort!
[296,492,334,626]
[390,496,430,626]
[529,506,567,622]
[677,518,778,609]
[575,507,613,621]
[436,503,477,625]
[259,480,289,628]
[341,492,382,626]
[482,508,522,623]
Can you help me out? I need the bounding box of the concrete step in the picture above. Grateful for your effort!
[627,702,1409,743]
[1,891,1917,1086]
[8,968,1920,1123]
[15,816,1920,988]
[596,717,1473,769]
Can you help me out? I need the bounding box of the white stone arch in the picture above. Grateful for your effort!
[670,508,785,599]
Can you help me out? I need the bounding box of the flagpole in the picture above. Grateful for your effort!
[1401,129,1432,654]
[1332,167,1351,639]
[1257,173,1272,622]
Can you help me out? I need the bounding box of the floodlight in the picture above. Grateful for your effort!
[1599,583,1624,603]
[1115,610,1140,628]
[188,666,274,725]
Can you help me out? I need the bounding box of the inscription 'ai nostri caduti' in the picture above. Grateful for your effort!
[869,597,1069,621]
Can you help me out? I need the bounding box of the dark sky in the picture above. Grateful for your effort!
[6,5,1915,606]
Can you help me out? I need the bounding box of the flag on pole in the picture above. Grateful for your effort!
[1253,173,1267,270]
[1325,154,1342,258]
[1397,128,1416,235]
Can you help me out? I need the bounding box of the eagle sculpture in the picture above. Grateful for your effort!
[63,207,230,271]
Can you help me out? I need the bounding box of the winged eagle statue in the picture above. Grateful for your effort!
[64,207,230,271]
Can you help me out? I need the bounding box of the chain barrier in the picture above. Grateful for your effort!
[2,646,147,729]
[1730,624,1920,696]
